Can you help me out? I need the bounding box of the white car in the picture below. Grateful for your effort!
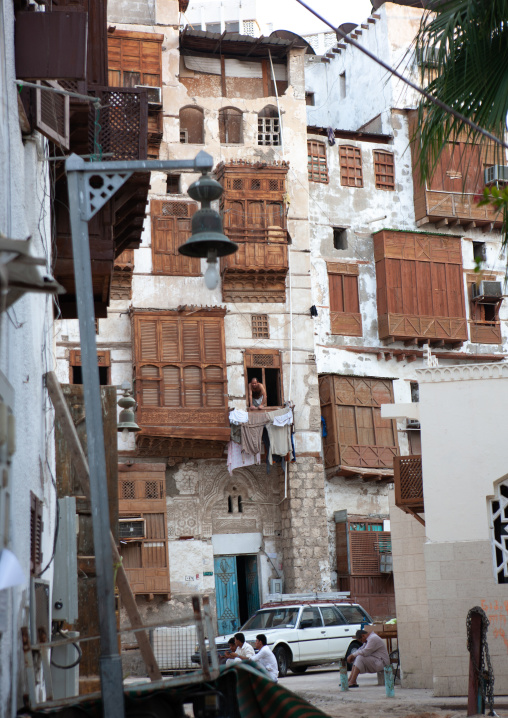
[215,601,373,677]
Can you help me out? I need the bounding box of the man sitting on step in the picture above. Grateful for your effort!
[225,632,255,666]
[347,629,390,687]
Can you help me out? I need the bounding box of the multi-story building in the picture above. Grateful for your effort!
[305,0,508,688]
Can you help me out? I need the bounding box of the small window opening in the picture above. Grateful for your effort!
[238,496,243,513]
[333,227,348,250]
[225,21,239,32]
[247,367,281,408]
[484,303,497,323]
[166,175,180,194]
[71,366,109,386]
[340,72,346,99]
[305,92,315,106]
[252,314,269,339]
[410,382,419,403]
[473,241,486,264]
[227,496,233,513]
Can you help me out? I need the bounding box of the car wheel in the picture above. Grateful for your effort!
[273,646,290,678]
[290,665,308,674]
[345,641,361,671]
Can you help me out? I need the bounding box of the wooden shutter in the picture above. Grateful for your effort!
[373,151,395,190]
[180,106,204,144]
[336,522,349,575]
[151,200,200,276]
[319,375,399,470]
[339,146,363,187]
[30,492,43,575]
[374,230,467,343]
[349,529,391,577]
[308,141,328,183]
[327,263,362,337]
[108,32,163,88]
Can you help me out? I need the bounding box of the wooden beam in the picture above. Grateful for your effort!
[463,221,476,231]
[396,353,406,363]
[448,219,459,227]
[404,338,418,347]
[45,372,162,682]
[407,507,425,526]
[361,23,369,29]
[220,55,226,96]
[367,17,376,24]
[482,222,493,234]
[416,216,431,227]
[435,218,448,229]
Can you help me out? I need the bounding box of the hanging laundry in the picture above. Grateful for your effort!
[241,412,269,455]
[230,423,242,444]
[321,415,327,438]
[227,441,260,475]
[265,408,292,463]
[327,127,336,146]
[229,408,249,424]
[272,408,293,427]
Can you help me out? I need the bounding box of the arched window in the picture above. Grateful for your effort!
[219,107,243,144]
[258,106,280,146]
[180,106,204,144]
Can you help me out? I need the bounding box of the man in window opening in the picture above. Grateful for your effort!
[347,629,390,687]
[248,377,267,411]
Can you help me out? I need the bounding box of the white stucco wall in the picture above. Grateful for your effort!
[0,2,57,714]
[418,363,508,545]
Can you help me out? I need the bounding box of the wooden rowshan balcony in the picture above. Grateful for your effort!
[394,455,425,525]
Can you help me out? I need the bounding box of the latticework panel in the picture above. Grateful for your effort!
[90,88,147,160]
[394,455,424,511]
[252,354,274,367]
[121,481,136,499]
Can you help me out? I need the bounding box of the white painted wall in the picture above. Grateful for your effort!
[417,363,508,544]
[0,2,57,714]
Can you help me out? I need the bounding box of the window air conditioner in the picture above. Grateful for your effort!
[406,418,421,430]
[484,165,508,186]
[472,280,503,301]
[380,554,393,574]
[134,85,162,105]
[119,518,146,540]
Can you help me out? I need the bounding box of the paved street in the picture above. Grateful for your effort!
[279,666,508,718]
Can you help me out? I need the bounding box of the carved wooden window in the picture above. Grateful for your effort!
[374,150,395,191]
[252,314,269,339]
[219,108,243,144]
[327,263,362,337]
[118,466,170,597]
[308,141,328,183]
[467,273,502,344]
[151,199,200,276]
[108,31,163,88]
[70,350,110,385]
[374,230,467,344]
[319,375,398,472]
[30,492,43,576]
[258,106,280,146]
[244,350,283,408]
[180,106,204,144]
[336,515,391,578]
[339,146,363,187]
[135,315,226,409]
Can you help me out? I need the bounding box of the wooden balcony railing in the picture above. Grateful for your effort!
[221,239,288,273]
[394,455,424,522]
[416,189,503,229]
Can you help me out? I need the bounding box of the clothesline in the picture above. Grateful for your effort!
[227,406,295,475]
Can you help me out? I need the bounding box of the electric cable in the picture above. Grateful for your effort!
[50,627,83,670]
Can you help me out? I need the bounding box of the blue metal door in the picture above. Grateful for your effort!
[214,556,240,636]
[244,555,260,619]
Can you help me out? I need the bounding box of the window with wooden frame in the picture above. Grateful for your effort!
[30,492,43,576]
[467,272,502,344]
[70,350,110,385]
[374,150,395,191]
[244,350,283,408]
[133,309,229,441]
[118,465,170,597]
[151,199,200,276]
[339,145,363,187]
[257,106,280,146]
[327,263,362,337]
[179,106,204,144]
[108,31,163,89]
[219,107,243,144]
[308,141,328,183]
[319,375,399,473]
[251,314,269,339]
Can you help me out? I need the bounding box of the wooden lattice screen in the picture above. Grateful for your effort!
[89,87,148,160]
[394,455,424,512]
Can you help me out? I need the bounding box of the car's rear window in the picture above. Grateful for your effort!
[241,607,300,631]
[337,605,372,625]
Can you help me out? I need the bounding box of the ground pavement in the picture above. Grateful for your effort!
[279,666,508,718]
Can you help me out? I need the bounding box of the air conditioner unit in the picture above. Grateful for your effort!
[134,85,162,105]
[472,280,503,301]
[406,418,421,430]
[270,577,284,595]
[484,165,508,186]
[380,554,393,574]
[118,518,146,540]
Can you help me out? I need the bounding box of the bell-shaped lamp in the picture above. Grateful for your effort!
[179,175,238,289]
[117,382,140,443]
